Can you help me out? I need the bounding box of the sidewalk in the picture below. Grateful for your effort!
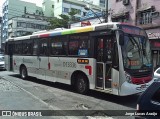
[0,77,67,119]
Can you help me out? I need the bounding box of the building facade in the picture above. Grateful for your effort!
[80,0,107,8]
[71,0,112,28]
[43,0,105,19]
[111,0,160,68]
[42,0,54,17]
[2,0,44,44]
[8,16,49,38]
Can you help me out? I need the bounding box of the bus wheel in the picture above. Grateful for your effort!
[76,75,88,94]
[20,66,28,79]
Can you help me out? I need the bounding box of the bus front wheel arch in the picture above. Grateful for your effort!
[20,65,28,79]
[71,71,89,94]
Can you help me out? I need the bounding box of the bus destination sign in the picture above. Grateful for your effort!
[121,25,146,37]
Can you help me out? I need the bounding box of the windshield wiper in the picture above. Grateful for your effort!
[128,34,141,56]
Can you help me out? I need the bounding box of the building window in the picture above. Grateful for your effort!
[63,7,69,13]
[83,12,87,16]
[116,0,122,2]
[138,11,152,25]
[17,22,26,27]
[100,0,105,4]
[100,0,105,7]
[112,14,129,22]
[22,40,33,55]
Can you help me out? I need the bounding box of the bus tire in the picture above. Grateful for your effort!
[76,74,89,94]
[20,66,28,79]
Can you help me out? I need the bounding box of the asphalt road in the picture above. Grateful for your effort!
[0,71,139,119]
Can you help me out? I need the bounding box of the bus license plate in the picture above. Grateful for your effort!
[136,84,147,91]
[140,84,147,91]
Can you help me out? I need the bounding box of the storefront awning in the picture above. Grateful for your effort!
[137,6,155,12]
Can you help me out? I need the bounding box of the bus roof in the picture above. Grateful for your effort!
[8,22,143,41]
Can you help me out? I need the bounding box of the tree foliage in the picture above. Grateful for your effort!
[48,9,80,29]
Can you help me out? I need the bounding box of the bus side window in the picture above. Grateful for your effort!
[22,40,33,55]
[39,39,48,56]
[14,41,22,55]
[69,40,78,55]
[33,40,38,55]
[50,38,67,56]
[69,33,89,56]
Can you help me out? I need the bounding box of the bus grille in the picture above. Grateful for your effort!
[131,71,152,84]
[131,76,152,84]
[131,71,151,78]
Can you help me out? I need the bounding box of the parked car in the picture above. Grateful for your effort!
[136,81,160,119]
[154,67,160,78]
[0,54,5,70]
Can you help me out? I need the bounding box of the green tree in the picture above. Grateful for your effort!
[48,9,79,29]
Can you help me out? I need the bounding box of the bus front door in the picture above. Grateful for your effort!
[96,37,112,90]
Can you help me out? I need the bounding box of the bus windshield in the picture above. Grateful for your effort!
[121,34,152,69]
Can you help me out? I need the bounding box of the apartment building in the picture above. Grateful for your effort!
[2,0,44,44]
[43,0,105,20]
[111,0,160,68]
[8,16,49,38]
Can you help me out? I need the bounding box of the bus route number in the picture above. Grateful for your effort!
[63,62,76,68]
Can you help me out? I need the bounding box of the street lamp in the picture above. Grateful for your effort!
[84,5,103,23]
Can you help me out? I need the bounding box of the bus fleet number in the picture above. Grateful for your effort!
[63,62,76,68]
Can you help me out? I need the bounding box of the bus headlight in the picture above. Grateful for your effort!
[125,72,132,83]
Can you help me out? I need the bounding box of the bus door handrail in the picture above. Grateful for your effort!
[97,62,106,89]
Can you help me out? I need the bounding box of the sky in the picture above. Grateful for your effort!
[0,0,43,16]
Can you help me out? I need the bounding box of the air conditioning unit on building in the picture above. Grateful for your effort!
[123,0,129,5]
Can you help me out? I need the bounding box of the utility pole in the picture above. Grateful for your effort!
[105,0,108,23]
[104,0,108,23]
[84,5,102,23]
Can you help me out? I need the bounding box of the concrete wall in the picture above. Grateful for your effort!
[42,0,54,17]
[111,0,137,25]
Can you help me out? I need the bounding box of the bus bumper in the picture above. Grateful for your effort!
[119,79,154,96]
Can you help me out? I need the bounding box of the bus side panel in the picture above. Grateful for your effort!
[24,56,40,78]
[13,56,23,73]
[48,57,70,84]
[111,68,119,95]
[47,57,95,88]
[37,56,48,80]
[13,56,40,78]
[90,59,96,89]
